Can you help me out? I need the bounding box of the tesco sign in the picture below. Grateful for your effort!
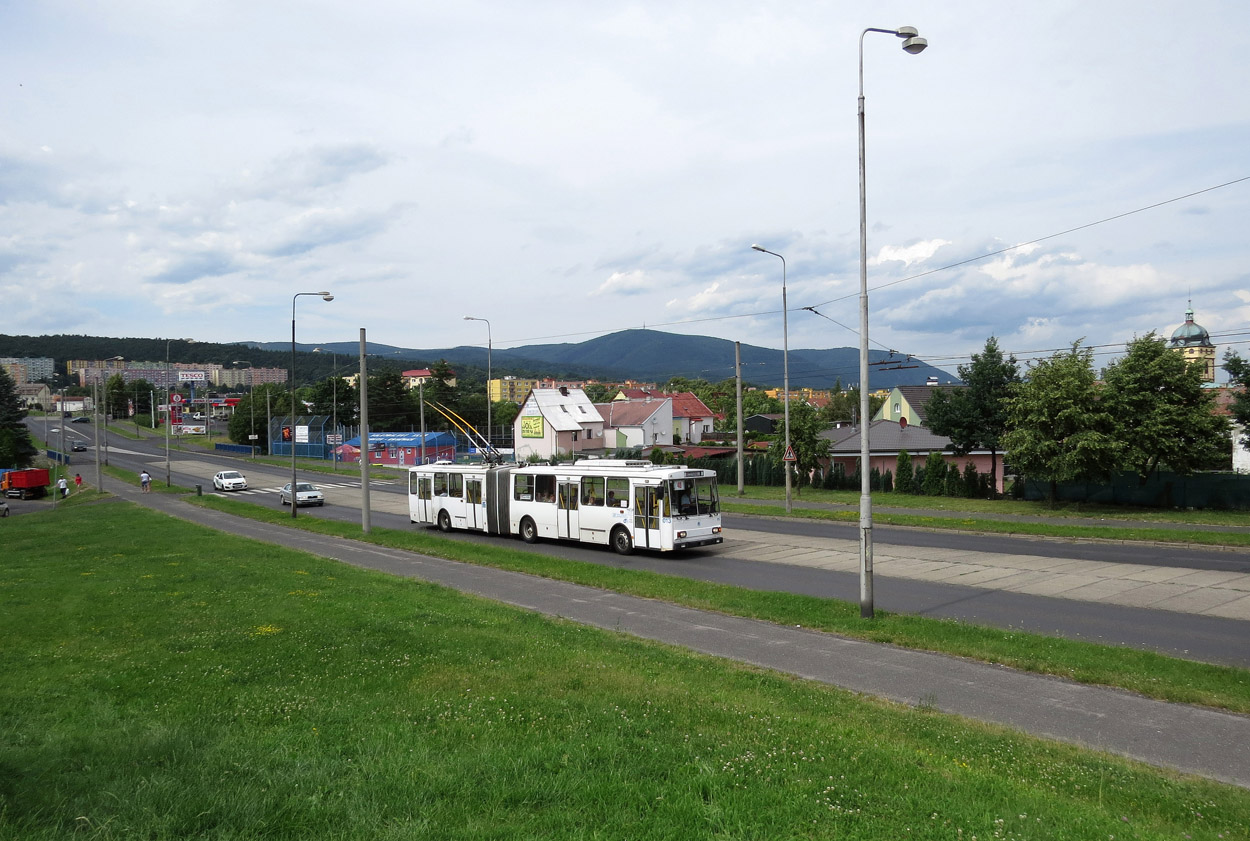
[177,371,207,383]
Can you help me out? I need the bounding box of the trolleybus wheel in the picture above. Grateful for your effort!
[520,517,538,544]
[611,526,634,556]
[437,511,452,532]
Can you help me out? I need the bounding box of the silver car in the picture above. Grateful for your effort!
[280,482,325,507]
[212,470,248,491]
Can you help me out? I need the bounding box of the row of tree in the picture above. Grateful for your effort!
[926,335,1236,500]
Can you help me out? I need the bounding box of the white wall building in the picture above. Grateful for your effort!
[513,387,605,461]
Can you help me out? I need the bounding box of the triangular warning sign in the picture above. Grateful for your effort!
[783,446,797,462]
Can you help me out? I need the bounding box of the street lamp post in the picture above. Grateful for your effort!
[751,245,792,513]
[313,348,340,471]
[463,316,492,455]
[291,292,334,518]
[233,361,255,456]
[857,24,927,619]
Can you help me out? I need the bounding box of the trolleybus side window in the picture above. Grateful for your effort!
[697,477,718,514]
[448,473,463,498]
[605,477,629,508]
[418,477,432,500]
[409,473,419,495]
[514,474,533,501]
[434,474,448,496]
[535,474,556,503]
[581,476,605,506]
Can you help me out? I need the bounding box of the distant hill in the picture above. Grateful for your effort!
[257,329,956,390]
[2,329,955,390]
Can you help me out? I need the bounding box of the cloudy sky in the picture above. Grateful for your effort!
[3,1,1248,380]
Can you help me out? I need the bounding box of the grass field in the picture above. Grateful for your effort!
[189,493,1250,714]
[3,503,1248,839]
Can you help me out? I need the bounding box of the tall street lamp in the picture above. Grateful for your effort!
[751,245,792,514]
[313,348,340,471]
[291,292,334,518]
[463,316,492,455]
[233,360,255,456]
[857,24,927,619]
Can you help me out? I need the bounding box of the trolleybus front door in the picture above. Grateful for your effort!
[557,480,579,539]
[465,477,483,530]
[633,484,666,550]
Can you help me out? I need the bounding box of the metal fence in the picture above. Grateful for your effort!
[1019,471,1250,510]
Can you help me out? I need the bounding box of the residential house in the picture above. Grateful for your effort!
[594,399,673,450]
[873,383,964,427]
[514,387,605,461]
[743,413,784,435]
[403,368,456,390]
[822,419,1002,493]
[16,383,52,409]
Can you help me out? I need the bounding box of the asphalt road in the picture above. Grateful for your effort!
[34,422,1250,668]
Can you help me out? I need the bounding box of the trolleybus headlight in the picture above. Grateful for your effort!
[712,527,721,534]
[677,531,687,539]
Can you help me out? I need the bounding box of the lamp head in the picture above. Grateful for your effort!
[896,25,927,54]
[751,244,765,252]
[320,293,334,302]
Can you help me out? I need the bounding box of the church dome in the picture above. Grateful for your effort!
[1168,305,1212,348]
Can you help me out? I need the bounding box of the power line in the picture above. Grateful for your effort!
[484,175,1249,355]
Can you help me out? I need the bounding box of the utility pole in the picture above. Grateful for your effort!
[358,328,371,534]
[735,342,744,495]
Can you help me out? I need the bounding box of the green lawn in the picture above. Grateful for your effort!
[188,493,1250,715]
[2,504,1247,839]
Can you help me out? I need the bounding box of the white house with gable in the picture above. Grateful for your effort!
[513,387,605,461]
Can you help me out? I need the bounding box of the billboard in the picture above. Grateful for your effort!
[520,416,545,438]
[178,371,207,383]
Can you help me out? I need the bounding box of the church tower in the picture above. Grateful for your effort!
[1166,301,1216,382]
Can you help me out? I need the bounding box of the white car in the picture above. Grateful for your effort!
[280,482,325,507]
[212,470,248,491]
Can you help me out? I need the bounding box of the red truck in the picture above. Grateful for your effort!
[1,468,50,499]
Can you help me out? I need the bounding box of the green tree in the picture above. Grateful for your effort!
[426,359,459,409]
[492,400,519,431]
[894,450,914,494]
[925,336,1020,493]
[766,401,829,497]
[0,367,38,467]
[104,373,127,419]
[1102,333,1229,483]
[921,452,947,496]
[369,370,418,433]
[227,383,288,451]
[1221,350,1250,456]
[1000,342,1119,504]
[307,376,358,427]
[583,383,613,403]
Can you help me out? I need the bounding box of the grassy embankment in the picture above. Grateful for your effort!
[2,503,1247,839]
[184,491,1250,715]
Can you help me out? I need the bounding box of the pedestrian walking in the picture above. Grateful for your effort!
[74,473,83,492]
[139,470,152,493]
[57,476,69,498]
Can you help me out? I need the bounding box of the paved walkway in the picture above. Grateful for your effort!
[716,518,1250,621]
[99,482,1250,790]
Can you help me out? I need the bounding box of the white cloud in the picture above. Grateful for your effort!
[871,239,951,267]
[0,1,1247,365]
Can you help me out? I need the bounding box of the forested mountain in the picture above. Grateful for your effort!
[2,329,954,390]
[272,329,955,390]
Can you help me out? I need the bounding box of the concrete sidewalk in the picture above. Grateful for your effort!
[717,521,1250,621]
[111,484,1250,789]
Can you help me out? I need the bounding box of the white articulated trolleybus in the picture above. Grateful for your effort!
[408,459,723,555]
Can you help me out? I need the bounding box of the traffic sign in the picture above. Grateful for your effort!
[783,446,797,462]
